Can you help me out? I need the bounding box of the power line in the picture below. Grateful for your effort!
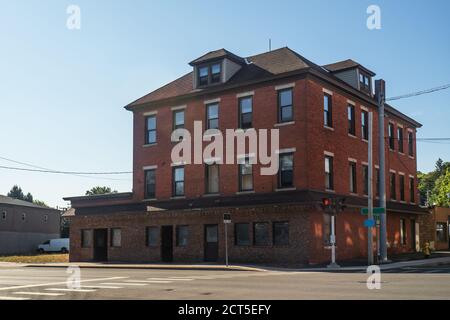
[386,83,450,101]
[0,155,131,181]
[0,165,131,175]
[0,155,131,175]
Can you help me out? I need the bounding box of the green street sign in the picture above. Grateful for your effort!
[361,207,386,215]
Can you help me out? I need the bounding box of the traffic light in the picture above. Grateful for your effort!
[321,197,347,213]
[337,198,347,212]
[321,198,332,211]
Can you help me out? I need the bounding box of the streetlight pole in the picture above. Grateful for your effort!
[368,112,374,266]
[376,79,388,263]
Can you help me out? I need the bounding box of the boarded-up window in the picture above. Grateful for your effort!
[81,229,92,248]
[111,228,122,247]
[235,223,250,246]
[176,225,189,247]
[146,227,159,247]
[273,222,289,246]
[254,222,270,246]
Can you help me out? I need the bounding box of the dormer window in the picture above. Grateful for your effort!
[197,62,222,87]
[211,63,221,83]
[359,71,371,93]
[199,66,209,86]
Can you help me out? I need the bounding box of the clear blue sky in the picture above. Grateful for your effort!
[0,0,449,208]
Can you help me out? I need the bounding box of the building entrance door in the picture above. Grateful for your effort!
[204,224,219,262]
[93,229,108,262]
[161,226,173,262]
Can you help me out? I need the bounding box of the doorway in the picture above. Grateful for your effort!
[204,224,219,262]
[161,226,173,262]
[410,219,416,252]
[93,229,108,262]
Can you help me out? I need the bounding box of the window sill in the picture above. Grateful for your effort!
[202,193,221,197]
[349,193,359,196]
[324,126,334,131]
[275,187,296,192]
[408,155,415,160]
[274,121,295,127]
[143,198,157,202]
[143,143,157,148]
[325,189,335,193]
[171,196,186,200]
[236,191,255,195]
[362,138,368,143]
[399,152,405,156]
[348,134,357,139]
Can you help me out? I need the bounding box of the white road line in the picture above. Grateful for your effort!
[13,292,65,297]
[147,278,194,281]
[101,282,147,286]
[46,288,96,293]
[126,280,173,284]
[0,296,30,300]
[82,285,122,289]
[0,277,127,292]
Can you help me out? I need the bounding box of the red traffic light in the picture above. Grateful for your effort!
[322,198,331,207]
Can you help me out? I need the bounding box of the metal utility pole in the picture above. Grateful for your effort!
[328,213,340,269]
[375,79,388,263]
[223,213,231,267]
[327,199,340,269]
[368,112,374,266]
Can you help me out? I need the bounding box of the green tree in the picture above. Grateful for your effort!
[430,169,450,207]
[85,186,117,196]
[7,185,25,200]
[33,200,49,208]
[24,192,33,203]
[418,159,450,205]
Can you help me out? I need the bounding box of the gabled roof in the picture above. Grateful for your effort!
[125,47,421,128]
[0,195,57,211]
[189,48,246,66]
[323,59,376,76]
[127,47,313,107]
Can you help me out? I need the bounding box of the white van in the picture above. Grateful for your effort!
[38,238,70,253]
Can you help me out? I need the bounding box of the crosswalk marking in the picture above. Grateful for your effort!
[101,282,147,286]
[126,280,172,284]
[147,278,194,281]
[0,276,127,292]
[82,285,122,289]
[45,288,96,293]
[0,296,30,300]
[13,292,65,297]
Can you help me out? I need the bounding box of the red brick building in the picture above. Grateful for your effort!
[65,47,427,265]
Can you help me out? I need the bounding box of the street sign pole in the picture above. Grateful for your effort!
[223,213,231,267]
[327,210,340,269]
[323,198,341,269]
[225,223,229,267]
[368,112,374,266]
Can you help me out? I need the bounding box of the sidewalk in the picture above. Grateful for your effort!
[2,253,449,272]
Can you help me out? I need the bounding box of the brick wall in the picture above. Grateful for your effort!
[131,75,419,207]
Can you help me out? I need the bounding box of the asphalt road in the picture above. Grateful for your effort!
[0,265,449,300]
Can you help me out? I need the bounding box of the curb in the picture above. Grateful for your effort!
[24,263,266,272]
